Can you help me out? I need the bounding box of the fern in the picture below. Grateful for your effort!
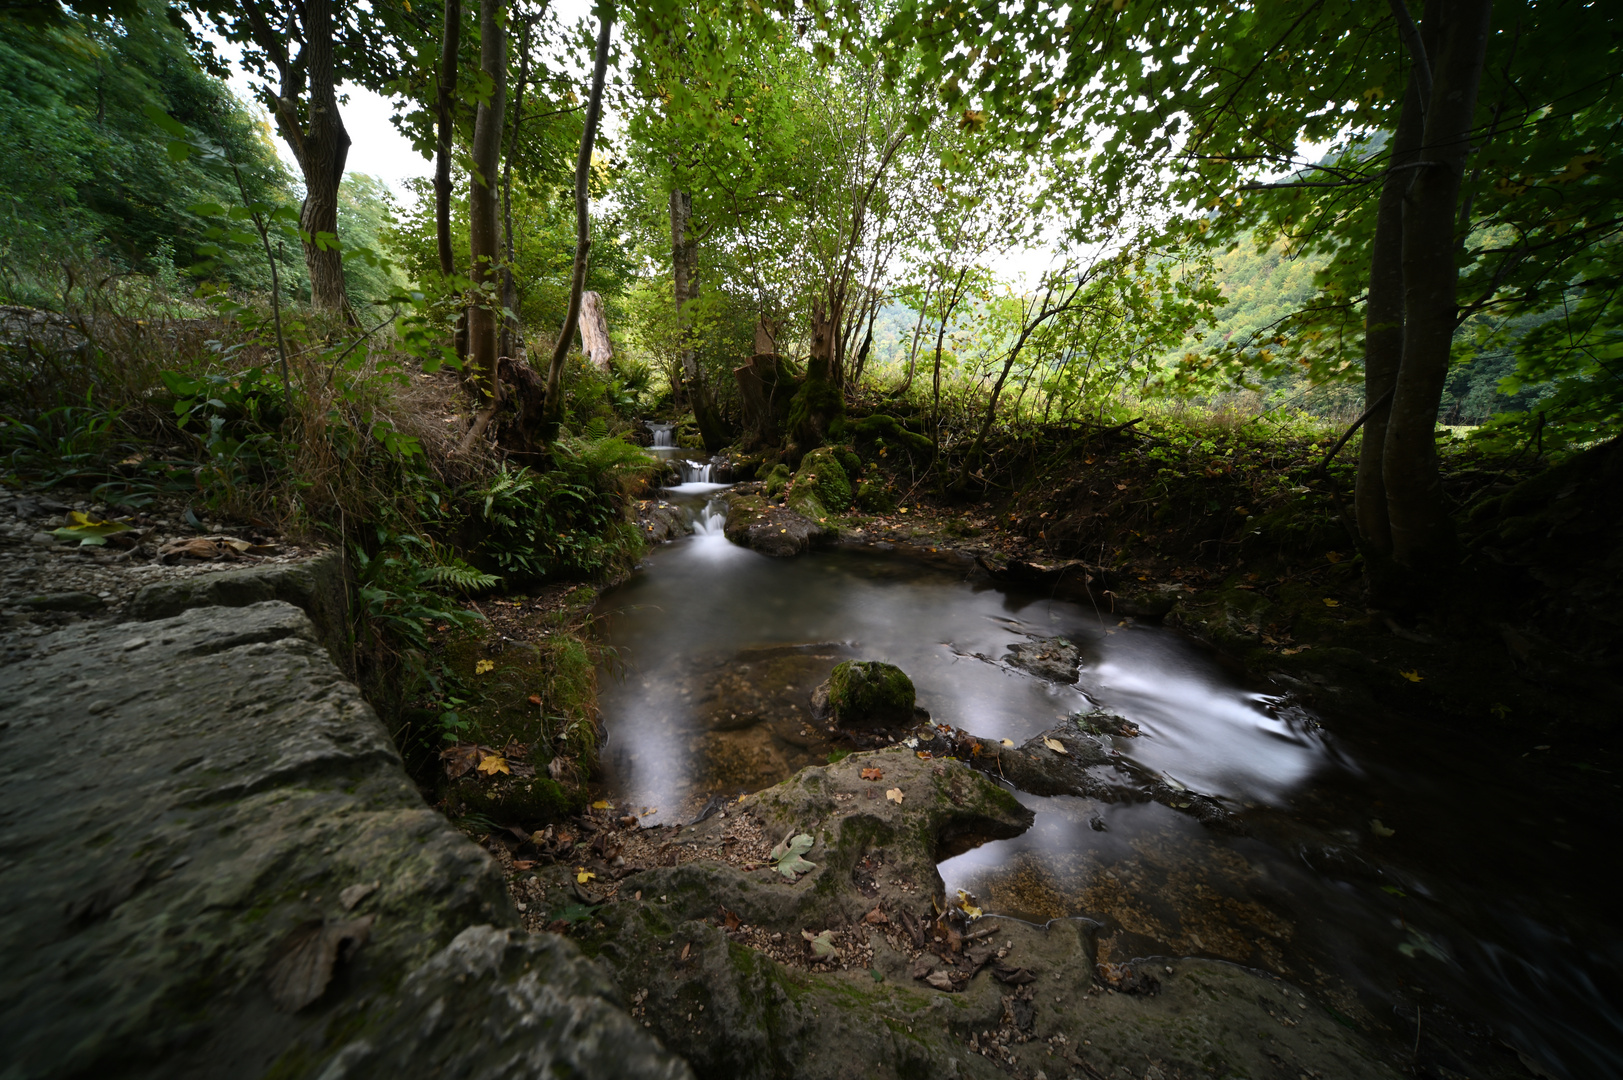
[429,563,502,593]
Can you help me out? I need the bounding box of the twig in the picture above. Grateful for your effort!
[1314,387,1393,480]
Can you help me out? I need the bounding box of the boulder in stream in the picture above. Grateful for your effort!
[1005,635,1082,682]
[810,659,917,728]
[723,483,830,556]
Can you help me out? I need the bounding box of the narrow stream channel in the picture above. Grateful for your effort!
[594,478,1622,1079]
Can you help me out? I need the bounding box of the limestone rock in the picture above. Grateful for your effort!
[1006,637,1082,683]
[0,600,687,1080]
[723,485,830,557]
[125,549,350,667]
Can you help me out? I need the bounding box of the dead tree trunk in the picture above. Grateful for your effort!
[578,291,613,371]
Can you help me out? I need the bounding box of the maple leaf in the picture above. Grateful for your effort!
[576,867,596,884]
[1399,670,1423,682]
[886,787,904,804]
[801,929,842,959]
[475,659,496,674]
[860,767,884,781]
[477,754,510,775]
[720,907,742,931]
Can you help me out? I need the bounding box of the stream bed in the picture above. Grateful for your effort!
[594,484,1622,1079]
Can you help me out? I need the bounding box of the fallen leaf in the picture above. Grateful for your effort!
[1399,670,1423,682]
[576,867,596,884]
[439,744,481,779]
[265,916,374,1012]
[1322,598,1340,608]
[802,929,842,959]
[591,799,614,810]
[863,906,888,925]
[1042,736,1068,755]
[475,659,496,674]
[680,942,691,961]
[1326,551,1343,563]
[924,970,955,991]
[52,511,133,547]
[1370,819,1396,837]
[860,767,884,781]
[477,754,509,775]
[886,787,904,804]
[915,749,932,759]
[528,693,542,705]
[512,860,536,871]
[721,907,742,931]
[1000,738,1014,747]
[955,889,983,918]
[770,832,816,878]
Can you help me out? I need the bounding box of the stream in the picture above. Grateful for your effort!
[594,476,1622,1079]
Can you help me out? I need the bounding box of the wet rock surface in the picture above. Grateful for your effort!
[1005,636,1082,683]
[0,595,688,1080]
[516,748,1401,1080]
[724,483,831,556]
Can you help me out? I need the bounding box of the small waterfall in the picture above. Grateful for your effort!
[678,459,713,484]
[692,496,727,536]
[648,423,674,448]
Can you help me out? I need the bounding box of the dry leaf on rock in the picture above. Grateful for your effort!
[801,929,842,959]
[859,767,884,781]
[439,744,482,779]
[924,970,955,992]
[265,916,374,1012]
[720,907,742,931]
[863,906,888,925]
[1042,736,1068,754]
[885,787,904,804]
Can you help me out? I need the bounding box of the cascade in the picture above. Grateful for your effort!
[648,423,674,448]
[691,495,727,536]
[677,460,713,484]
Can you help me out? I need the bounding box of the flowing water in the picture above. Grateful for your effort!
[594,480,1622,1078]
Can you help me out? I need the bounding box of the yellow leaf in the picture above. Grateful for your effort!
[1399,670,1423,682]
[475,659,495,674]
[885,787,904,804]
[477,754,509,775]
[1000,738,1014,746]
[576,868,596,883]
[1369,819,1395,838]
[1322,598,1340,608]
[591,799,614,810]
[898,507,908,513]
[1042,736,1068,755]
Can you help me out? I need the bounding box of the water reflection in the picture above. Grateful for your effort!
[593,531,1622,1079]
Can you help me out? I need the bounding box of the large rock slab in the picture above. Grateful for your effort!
[723,485,830,557]
[0,600,688,1080]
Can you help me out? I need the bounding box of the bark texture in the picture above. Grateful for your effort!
[578,291,613,371]
[1356,40,1432,565]
[467,0,507,400]
[241,0,352,314]
[540,2,614,438]
[1383,0,1492,574]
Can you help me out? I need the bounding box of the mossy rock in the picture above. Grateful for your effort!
[849,413,933,456]
[450,773,583,825]
[812,660,915,728]
[838,449,862,478]
[853,481,894,514]
[762,463,792,497]
[791,447,852,513]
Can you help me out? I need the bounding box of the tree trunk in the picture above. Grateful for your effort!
[499,12,533,364]
[539,2,614,438]
[1355,46,1431,566]
[734,351,796,449]
[578,291,613,371]
[1383,0,1492,576]
[467,0,507,400]
[789,298,843,447]
[669,188,728,451]
[435,0,462,279]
